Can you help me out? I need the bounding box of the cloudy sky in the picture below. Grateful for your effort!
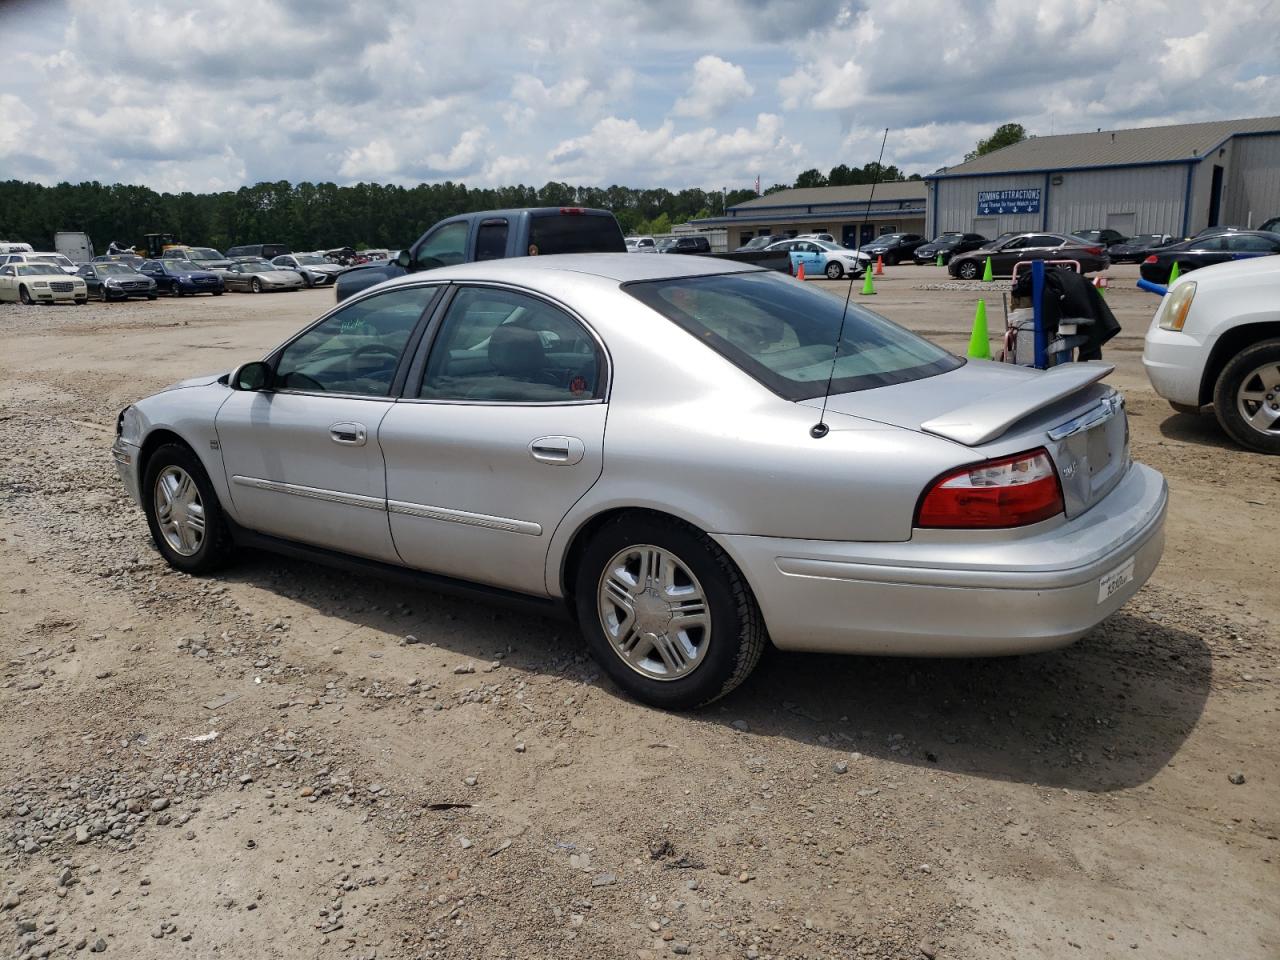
[2,0,1278,194]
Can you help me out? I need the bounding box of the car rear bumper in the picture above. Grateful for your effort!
[1142,326,1211,406]
[714,462,1167,656]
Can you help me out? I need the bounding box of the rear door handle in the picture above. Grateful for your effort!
[330,422,367,445]
[530,436,585,465]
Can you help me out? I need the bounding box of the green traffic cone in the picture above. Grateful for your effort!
[1168,261,1181,285]
[860,270,876,295]
[981,256,994,282]
[967,299,991,359]
[936,253,944,267]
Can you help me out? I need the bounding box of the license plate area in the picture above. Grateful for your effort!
[1097,557,1135,604]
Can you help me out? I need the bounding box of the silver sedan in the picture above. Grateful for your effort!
[223,259,305,293]
[110,254,1167,709]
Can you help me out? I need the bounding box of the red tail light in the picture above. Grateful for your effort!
[916,448,1064,529]
[1143,255,1158,264]
[559,207,585,215]
[1085,246,1104,256]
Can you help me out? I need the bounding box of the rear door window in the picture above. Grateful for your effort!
[475,219,509,261]
[528,213,626,255]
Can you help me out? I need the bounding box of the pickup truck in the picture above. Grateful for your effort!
[335,207,627,301]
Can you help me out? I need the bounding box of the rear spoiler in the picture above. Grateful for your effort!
[921,362,1114,446]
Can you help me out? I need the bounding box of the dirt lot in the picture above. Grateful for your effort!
[1,266,1275,960]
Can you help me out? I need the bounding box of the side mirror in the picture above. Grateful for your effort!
[231,361,273,392]
[396,249,412,270]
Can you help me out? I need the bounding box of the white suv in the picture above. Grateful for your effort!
[1143,254,1280,453]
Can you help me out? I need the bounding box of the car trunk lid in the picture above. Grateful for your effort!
[801,360,1130,519]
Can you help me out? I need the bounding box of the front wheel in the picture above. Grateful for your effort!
[1213,339,1280,454]
[574,514,767,710]
[19,285,32,305]
[172,285,183,297]
[98,286,109,302]
[956,260,979,280]
[825,261,843,280]
[251,278,262,294]
[141,443,236,573]
[213,290,223,296]
[146,294,158,300]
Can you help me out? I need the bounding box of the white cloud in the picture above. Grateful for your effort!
[673,55,754,118]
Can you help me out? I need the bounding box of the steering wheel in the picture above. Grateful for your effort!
[347,342,401,376]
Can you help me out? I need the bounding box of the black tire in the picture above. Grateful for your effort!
[956,259,979,280]
[172,285,183,297]
[98,285,109,302]
[19,285,32,305]
[1212,338,1280,454]
[825,261,843,280]
[147,294,158,300]
[251,278,262,294]
[75,298,87,305]
[213,290,223,296]
[574,513,767,710]
[141,443,236,574]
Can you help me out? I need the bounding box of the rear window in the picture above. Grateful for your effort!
[529,212,626,255]
[625,271,961,401]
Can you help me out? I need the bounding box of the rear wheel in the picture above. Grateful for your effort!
[825,261,843,280]
[1213,339,1280,454]
[574,514,767,710]
[172,285,183,297]
[141,443,236,573]
[956,260,979,280]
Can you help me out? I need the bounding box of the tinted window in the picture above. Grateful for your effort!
[1029,235,1063,247]
[1226,234,1279,251]
[528,212,626,255]
[420,287,604,402]
[275,286,437,396]
[414,221,468,269]
[625,272,961,401]
[475,220,509,261]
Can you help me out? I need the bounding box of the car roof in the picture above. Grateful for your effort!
[386,253,762,286]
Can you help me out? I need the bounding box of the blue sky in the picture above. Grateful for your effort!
[1,0,1278,193]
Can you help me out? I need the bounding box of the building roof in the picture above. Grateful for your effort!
[730,180,925,210]
[929,115,1280,178]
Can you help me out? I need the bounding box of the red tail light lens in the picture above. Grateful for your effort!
[1143,255,1158,264]
[1086,246,1104,256]
[916,448,1064,529]
[559,207,585,215]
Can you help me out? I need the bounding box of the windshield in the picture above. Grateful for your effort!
[239,259,274,270]
[813,241,846,252]
[189,248,223,260]
[625,272,961,401]
[162,261,200,274]
[16,264,50,276]
[870,234,904,244]
[294,254,327,265]
[1128,235,1167,245]
[739,236,773,250]
[929,235,961,246]
[35,255,72,266]
[98,264,135,275]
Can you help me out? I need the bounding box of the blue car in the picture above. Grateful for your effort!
[139,259,224,297]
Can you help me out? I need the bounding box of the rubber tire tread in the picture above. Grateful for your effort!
[141,443,236,574]
[574,513,767,710]
[1212,338,1280,454]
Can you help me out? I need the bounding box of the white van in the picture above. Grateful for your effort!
[55,232,94,263]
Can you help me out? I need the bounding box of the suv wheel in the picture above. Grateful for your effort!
[1213,339,1280,454]
[575,514,767,710]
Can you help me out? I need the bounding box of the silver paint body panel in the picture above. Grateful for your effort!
[114,254,1167,656]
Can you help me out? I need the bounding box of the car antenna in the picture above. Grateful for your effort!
[811,127,889,439]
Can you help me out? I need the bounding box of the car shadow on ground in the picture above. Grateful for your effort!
[1157,409,1238,451]
[222,551,1211,795]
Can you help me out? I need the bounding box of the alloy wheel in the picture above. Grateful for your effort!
[1236,360,1280,439]
[153,465,206,556]
[597,544,711,681]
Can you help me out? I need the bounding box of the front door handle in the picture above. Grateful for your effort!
[530,436,585,465]
[330,422,367,446]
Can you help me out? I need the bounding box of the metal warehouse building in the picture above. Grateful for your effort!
[691,181,927,250]
[926,115,1280,240]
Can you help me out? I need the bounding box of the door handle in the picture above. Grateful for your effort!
[530,436,585,465]
[329,422,367,446]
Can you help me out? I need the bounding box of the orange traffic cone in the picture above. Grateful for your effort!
[796,262,805,280]
[874,255,885,277]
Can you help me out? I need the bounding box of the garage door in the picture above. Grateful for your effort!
[1106,213,1136,237]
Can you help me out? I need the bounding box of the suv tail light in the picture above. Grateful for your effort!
[916,448,1064,529]
[1143,255,1158,264]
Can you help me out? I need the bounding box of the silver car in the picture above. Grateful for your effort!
[223,258,305,293]
[272,253,345,287]
[110,255,1167,709]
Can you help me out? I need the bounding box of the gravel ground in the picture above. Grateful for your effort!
[0,274,1276,960]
